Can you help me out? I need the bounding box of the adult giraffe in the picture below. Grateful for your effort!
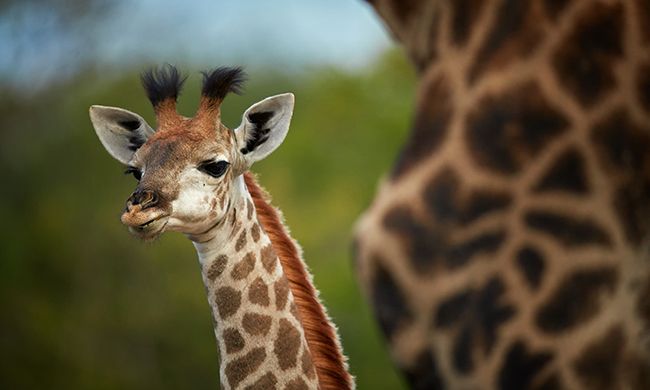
[354,0,650,388]
[89,66,354,390]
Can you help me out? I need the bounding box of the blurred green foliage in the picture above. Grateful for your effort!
[0,51,416,389]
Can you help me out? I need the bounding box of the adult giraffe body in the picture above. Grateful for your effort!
[89,66,354,390]
[355,0,650,388]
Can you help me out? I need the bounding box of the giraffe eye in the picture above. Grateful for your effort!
[124,166,142,181]
[199,160,229,178]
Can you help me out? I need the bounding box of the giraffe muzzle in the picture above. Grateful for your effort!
[121,189,169,237]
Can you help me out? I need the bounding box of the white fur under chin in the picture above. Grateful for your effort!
[191,174,248,266]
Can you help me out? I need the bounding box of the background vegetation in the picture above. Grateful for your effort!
[0,48,417,388]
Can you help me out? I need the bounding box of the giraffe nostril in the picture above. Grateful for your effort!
[127,189,160,211]
[139,190,159,209]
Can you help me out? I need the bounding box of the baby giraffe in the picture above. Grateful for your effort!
[89,65,354,390]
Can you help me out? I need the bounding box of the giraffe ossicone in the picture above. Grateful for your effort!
[89,65,354,390]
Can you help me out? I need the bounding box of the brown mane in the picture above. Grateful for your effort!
[244,172,354,390]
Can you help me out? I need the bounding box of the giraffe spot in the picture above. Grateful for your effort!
[524,210,611,248]
[225,347,266,388]
[274,318,302,370]
[223,327,245,353]
[638,64,650,113]
[542,0,570,21]
[384,203,507,273]
[423,168,512,225]
[230,252,256,280]
[498,340,553,390]
[384,206,446,272]
[248,277,270,306]
[636,272,650,331]
[392,75,451,178]
[251,223,261,242]
[591,109,650,245]
[230,220,242,240]
[284,377,309,390]
[409,3,441,71]
[422,168,460,223]
[242,312,272,336]
[402,349,445,390]
[220,192,227,210]
[460,192,512,225]
[206,254,228,281]
[534,374,562,390]
[592,108,650,166]
[449,0,485,47]
[468,0,542,83]
[446,230,506,269]
[386,0,419,24]
[535,267,618,333]
[230,205,237,225]
[261,244,276,274]
[466,82,569,175]
[247,199,254,220]
[371,258,413,340]
[573,325,625,389]
[553,2,624,108]
[434,290,472,328]
[452,326,473,373]
[244,372,277,390]
[635,0,650,44]
[613,188,650,246]
[533,147,589,194]
[623,355,650,390]
[274,276,290,311]
[301,346,316,380]
[235,230,247,252]
[434,277,516,373]
[214,287,242,319]
[516,245,545,290]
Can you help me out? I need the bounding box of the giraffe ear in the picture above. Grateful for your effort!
[89,105,155,164]
[234,93,294,166]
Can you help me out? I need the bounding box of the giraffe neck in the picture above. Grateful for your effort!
[357,0,650,388]
[192,175,318,390]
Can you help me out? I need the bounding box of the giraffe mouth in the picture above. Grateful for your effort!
[127,215,169,240]
[138,219,158,228]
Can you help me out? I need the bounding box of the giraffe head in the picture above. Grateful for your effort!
[89,65,294,240]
